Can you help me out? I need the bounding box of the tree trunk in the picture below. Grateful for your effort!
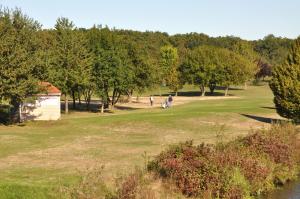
[10,100,20,123]
[128,90,133,103]
[65,94,69,114]
[200,85,205,97]
[209,83,216,94]
[86,97,90,111]
[159,87,162,97]
[175,91,178,96]
[110,103,114,110]
[78,91,81,105]
[72,90,76,109]
[244,82,248,90]
[225,86,229,96]
[83,89,92,111]
[100,100,104,114]
[111,89,116,110]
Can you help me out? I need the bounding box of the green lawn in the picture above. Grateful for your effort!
[0,84,278,198]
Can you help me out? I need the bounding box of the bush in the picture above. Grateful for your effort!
[60,165,117,199]
[148,124,300,198]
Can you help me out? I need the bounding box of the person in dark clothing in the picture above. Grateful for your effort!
[167,95,173,107]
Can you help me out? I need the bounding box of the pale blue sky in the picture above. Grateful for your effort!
[0,0,299,40]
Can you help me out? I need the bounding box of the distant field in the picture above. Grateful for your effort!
[0,84,279,198]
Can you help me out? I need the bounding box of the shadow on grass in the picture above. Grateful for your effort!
[216,86,244,91]
[240,114,285,124]
[61,100,102,113]
[114,105,142,111]
[153,86,242,97]
[61,100,141,113]
[157,91,234,97]
[261,106,276,110]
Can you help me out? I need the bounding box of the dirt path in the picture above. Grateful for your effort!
[116,96,239,109]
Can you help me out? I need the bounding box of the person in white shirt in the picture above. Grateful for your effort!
[149,95,154,106]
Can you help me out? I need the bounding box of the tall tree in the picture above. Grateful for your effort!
[269,38,300,122]
[89,27,133,111]
[180,46,217,96]
[211,47,254,96]
[51,17,91,113]
[0,8,40,122]
[125,42,157,100]
[160,45,182,95]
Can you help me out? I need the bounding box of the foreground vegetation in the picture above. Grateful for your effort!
[55,124,300,199]
[148,124,300,198]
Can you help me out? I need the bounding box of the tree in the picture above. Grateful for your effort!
[256,58,272,80]
[51,17,91,114]
[254,34,293,67]
[214,48,253,96]
[124,42,157,101]
[88,27,133,111]
[269,38,300,122]
[160,45,182,96]
[180,46,217,96]
[34,30,56,81]
[181,46,254,96]
[0,8,40,122]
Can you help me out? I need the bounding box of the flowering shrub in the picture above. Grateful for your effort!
[148,124,300,198]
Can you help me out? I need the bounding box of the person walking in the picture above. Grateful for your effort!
[167,95,173,107]
[149,95,154,106]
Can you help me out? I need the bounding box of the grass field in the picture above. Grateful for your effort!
[0,84,279,198]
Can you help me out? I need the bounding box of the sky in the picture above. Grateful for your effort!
[0,0,299,40]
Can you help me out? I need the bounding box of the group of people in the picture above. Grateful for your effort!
[149,95,173,109]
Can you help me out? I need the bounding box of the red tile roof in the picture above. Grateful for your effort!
[39,82,61,94]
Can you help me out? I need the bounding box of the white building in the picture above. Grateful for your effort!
[20,82,61,121]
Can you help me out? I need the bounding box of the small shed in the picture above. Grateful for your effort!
[20,82,61,121]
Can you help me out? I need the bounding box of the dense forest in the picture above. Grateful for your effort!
[0,8,295,121]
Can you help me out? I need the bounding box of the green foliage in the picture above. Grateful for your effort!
[88,27,134,109]
[270,37,300,122]
[125,41,158,95]
[180,46,218,96]
[160,45,182,94]
[51,18,92,95]
[49,17,92,112]
[0,7,40,111]
[180,46,255,96]
[254,34,293,67]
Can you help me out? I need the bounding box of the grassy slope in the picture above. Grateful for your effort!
[0,85,277,198]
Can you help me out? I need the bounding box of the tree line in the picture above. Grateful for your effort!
[0,8,294,121]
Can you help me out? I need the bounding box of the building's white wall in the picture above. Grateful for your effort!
[21,95,61,121]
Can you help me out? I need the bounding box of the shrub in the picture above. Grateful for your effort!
[60,165,117,199]
[148,124,300,198]
[118,172,140,199]
[116,169,158,199]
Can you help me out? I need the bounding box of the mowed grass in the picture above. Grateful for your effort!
[0,84,278,198]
